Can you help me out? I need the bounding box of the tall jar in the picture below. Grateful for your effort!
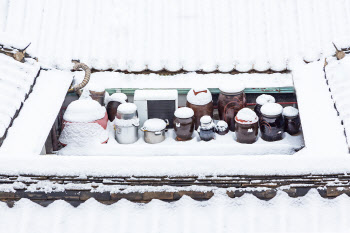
[115,103,139,144]
[283,106,301,135]
[259,103,284,142]
[106,93,128,122]
[235,108,259,144]
[186,88,213,130]
[218,85,246,132]
[254,94,275,118]
[173,107,195,141]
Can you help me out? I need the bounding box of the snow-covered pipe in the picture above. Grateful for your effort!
[69,63,91,93]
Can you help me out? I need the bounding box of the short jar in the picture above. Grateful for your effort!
[198,115,215,142]
[254,94,276,118]
[259,103,284,142]
[235,108,259,144]
[173,107,195,141]
[283,106,301,135]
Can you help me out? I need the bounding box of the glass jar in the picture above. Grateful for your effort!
[218,86,246,132]
[259,103,284,142]
[174,107,195,141]
[186,88,213,130]
[235,108,259,144]
[198,115,215,141]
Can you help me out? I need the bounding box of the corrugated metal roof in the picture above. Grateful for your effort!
[0,53,40,143]
[1,0,350,72]
[0,189,349,233]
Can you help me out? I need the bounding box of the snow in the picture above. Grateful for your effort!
[84,84,105,92]
[174,107,194,119]
[235,108,258,124]
[63,99,106,123]
[326,56,350,148]
[116,103,137,115]
[0,69,72,155]
[0,190,349,233]
[187,88,212,105]
[219,83,245,94]
[260,103,283,116]
[134,89,178,100]
[142,119,167,132]
[216,120,228,128]
[256,94,276,105]
[74,72,294,89]
[105,93,127,105]
[283,106,299,118]
[59,122,109,146]
[114,118,140,127]
[2,1,350,71]
[0,32,30,50]
[200,115,212,124]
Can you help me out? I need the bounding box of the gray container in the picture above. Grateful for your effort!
[141,119,169,144]
[114,103,139,144]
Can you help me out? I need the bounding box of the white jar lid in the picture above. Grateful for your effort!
[235,108,258,124]
[117,103,137,114]
[174,107,194,118]
[256,94,276,105]
[260,103,283,117]
[143,118,167,131]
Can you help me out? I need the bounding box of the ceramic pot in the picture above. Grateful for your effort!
[284,115,301,135]
[186,101,213,130]
[174,116,195,141]
[259,114,284,141]
[89,90,105,106]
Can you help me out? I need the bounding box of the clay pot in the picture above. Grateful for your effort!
[89,90,106,106]
[284,115,301,135]
[106,98,128,122]
[218,88,246,132]
[235,121,259,144]
[215,121,229,135]
[198,115,215,142]
[186,101,213,130]
[173,107,195,141]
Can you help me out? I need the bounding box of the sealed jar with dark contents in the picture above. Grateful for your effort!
[198,115,215,141]
[186,88,213,130]
[106,93,128,122]
[283,106,301,135]
[259,103,284,142]
[173,107,195,141]
[218,85,246,132]
[235,108,259,144]
[254,94,275,118]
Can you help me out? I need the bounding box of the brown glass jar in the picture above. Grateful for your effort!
[283,106,301,135]
[218,86,246,132]
[106,93,128,122]
[173,107,195,141]
[186,88,213,130]
[234,108,259,144]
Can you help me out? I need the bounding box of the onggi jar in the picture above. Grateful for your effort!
[106,93,128,122]
[186,88,213,130]
[283,106,301,135]
[215,120,229,135]
[254,94,275,118]
[235,108,259,144]
[259,103,284,142]
[173,107,195,141]
[197,115,215,141]
[218,84,246,132]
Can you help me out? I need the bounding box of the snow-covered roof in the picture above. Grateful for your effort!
[0,53,40,145]
[0,190,349,232]
[325,56,350,149]
[1,0,350,72]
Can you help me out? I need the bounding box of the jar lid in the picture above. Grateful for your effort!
[260,103,283,117]
[117,103,137,114]
[219,84,245,94]
[187,88,212,105]
[63,99,106,122]
[174,107,194,118]
[283,106,299,117]
[235,108,258,124]
[143,118,167,131]
[256,94,276,105]
[200,115,212,124]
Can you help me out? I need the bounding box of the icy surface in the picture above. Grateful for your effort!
[0,190,350,233]
[142,119,167,132]
[256,94,276,105]
[283,106,299,117]
[117,103,137,114]
[236,108,258,124]
[63,99,106,123]
[187,88,212,105]
[74,72,294,89]
[0,32,30,50]
[2,0,350,71]
[260,103,283,116]
[174,107,194,119]
[134,89,178,100]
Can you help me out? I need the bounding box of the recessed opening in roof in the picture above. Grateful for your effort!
[44,72,305,156]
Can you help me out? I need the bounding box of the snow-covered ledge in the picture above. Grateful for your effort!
[0,60,349,177]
